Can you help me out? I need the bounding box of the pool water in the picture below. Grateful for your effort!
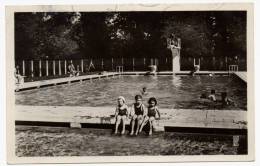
[16,75,247,110]
[16,126,245,156]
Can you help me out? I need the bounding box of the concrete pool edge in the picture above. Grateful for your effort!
[15,71,246,91]
[15,105,247,134]
[15,72,120,91]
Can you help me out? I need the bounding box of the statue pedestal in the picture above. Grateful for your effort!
[171,47,180,73]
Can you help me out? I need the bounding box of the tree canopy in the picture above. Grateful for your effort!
[15,11,246,60]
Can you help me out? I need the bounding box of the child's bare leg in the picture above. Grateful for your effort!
[135,116,142,135]
[148,119,152,135]
[130,115,136,135]
[149,117,155,135]
[114,116,121,134]
[139,116,148,132]
[121,116,126,134]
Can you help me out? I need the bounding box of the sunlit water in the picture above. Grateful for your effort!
[16,75,247,110]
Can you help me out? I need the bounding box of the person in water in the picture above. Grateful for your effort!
[141,87,149,96]
[221,92,234,106]
[114,96,129,135]
[200,89,216,102]
[130,95,146,136]
[139,97,160,135]
[208,89,217,101]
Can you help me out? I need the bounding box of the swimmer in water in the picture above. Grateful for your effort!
[221,92,234,106]
[208,89,217,101]
[200,89,216,102]
[141,87,148,96]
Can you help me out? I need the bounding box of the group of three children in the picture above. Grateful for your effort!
[114,95,160,136]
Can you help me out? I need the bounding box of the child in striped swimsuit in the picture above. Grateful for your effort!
[130,95,146,136]
[114,96,129,135]
[139,97,160,135]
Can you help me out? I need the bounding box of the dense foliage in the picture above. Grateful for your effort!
[15,11,246,60]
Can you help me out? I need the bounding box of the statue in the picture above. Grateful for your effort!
[167,34,181,73]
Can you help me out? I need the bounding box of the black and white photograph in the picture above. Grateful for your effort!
[5,3,254,163]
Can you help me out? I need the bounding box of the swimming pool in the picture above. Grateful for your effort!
[15,75,247,110]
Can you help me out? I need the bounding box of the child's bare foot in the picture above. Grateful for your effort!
[135,132,138,135]
[149,130,152,135]
[121,131,125,135]
[130,132,134,135]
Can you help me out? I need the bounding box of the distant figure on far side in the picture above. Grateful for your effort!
[68,62,79,77]
[145,65,157,76]
[14,65,24,85]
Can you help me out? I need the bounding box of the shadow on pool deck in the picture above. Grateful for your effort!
[15,126,248,156]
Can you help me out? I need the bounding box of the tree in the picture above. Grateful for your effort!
[161,12,212,58]
[15,12,79,60]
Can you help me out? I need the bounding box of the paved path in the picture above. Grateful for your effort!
[16,105,247,133]
[234,72,247,83]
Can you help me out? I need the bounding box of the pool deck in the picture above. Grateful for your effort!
[122,71,230,75]
[15,105,247,135]
[15,72,119,91]
[234,72,247,83]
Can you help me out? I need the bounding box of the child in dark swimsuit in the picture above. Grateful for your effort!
[139,97,160,135]
[130,95,146,136]
[114,96,129,135]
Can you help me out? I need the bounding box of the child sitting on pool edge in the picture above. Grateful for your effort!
[139,97,160,135]
[114,96,129,135]
[130,95,146,136]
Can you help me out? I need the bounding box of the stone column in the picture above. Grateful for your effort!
[31,60,34,77]
[58,60,61,75]
[81,60,84,72]
[22,60,25,76]
[39,60,42,77]
[46,60,49,76]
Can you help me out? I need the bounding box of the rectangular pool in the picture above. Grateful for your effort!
[15,75,247,110]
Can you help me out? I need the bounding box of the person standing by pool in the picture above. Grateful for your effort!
[68,62,79,77]
[14,66,24,84]
[139,97,160,135]
[130,95,146,136]
[114,96,129,135]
